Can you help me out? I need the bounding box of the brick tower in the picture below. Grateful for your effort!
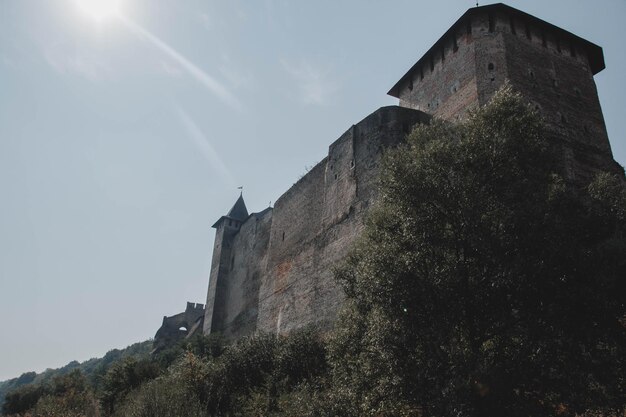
[203,194,249,334]
[388,3,623,184]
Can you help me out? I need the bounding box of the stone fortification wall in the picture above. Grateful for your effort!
[202,3,623,342]
[154,302,205,353]
[205,106,429,338]
[203,219,237,334]
[256,106,430,335]
[398,18,479,120]
[499,17,620,182]
[392,5,622,185]
[219,209,273,339]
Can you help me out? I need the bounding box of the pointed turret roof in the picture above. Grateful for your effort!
[212,194,249,228]
[227,194,249,221]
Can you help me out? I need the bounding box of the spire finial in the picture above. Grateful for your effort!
[237,185,243,196]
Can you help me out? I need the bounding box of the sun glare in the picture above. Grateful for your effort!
[75,0,122,21]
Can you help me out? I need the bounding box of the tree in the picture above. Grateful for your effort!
[33,370,99,417]
[100,357,160,415]
[330,86,626,416]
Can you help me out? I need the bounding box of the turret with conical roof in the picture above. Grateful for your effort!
[211,193,249,228]
[204,194,249,334]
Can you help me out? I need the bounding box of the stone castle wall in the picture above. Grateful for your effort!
[219,208,272,338]
[393,6,622,184]
[201,4,623,341]
[205,107,429,339]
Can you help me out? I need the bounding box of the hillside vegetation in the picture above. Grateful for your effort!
[0,340,152,413]
[2,87,624,417]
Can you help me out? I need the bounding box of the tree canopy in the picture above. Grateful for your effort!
[330,86,626,417]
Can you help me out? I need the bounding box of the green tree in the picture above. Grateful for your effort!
[100,357,160,415]
[33,370,99,417]
[330,86,626,416]
[2,382,44,415]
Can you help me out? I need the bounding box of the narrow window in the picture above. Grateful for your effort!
[452,34,458,52]
[282,231,285,241]
[350,160,355,168]
[408,77,413,91]
[334,173,338,180]
[488,62,495,71]
[488,14,495,33]
[510,16,516,34]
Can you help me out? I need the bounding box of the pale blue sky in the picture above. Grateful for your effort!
[1,0,624,380]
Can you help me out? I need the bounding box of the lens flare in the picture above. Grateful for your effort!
[75,0,121,21]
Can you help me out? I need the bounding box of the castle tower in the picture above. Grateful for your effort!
[388,3,623,184]
[203,194,249,334]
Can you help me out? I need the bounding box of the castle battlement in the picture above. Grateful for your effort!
[193,3,622,342]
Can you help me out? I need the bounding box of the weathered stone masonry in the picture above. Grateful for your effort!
[388,3,622,184]
[204,107,430,339]
[184,3,623,342]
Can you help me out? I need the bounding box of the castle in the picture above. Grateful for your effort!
[154,3,623,347]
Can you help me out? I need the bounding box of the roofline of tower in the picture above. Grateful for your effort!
[387,3,605,98]
[211,215,243,229]
[211,207,273,229]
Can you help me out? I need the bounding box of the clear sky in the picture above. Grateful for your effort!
[0,0,624,381]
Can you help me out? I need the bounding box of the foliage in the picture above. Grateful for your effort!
[2,370,99,417]
[32,370,100,417]
[100,357,161,414]
[152,333,226,370]
[2,382,44,415]
[1,340,152,415]
[329,85,626,416]
[111,328,327,417]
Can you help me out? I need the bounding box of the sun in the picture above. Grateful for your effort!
[75,0,122,21]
